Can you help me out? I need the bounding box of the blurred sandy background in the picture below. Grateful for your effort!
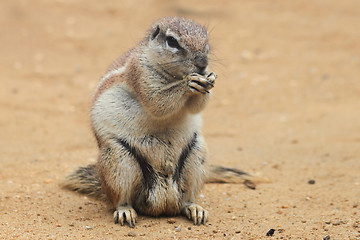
[1,0,359,239]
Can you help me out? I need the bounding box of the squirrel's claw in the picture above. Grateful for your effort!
[114,205,137,228]
[183,203,208,225]
[206,72,217,84]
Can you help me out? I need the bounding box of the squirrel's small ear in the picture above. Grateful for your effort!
[151,26,160,40]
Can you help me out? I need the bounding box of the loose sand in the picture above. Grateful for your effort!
[1,0,359,239]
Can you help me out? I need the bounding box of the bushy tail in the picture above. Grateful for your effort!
[206,165,270,189]
[61,164,106,200]
[62,164,269,199]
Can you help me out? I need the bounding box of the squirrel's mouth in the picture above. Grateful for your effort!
[195,67,206,76]
[151,64,182,82]
[156,62,206,82]
[158,65,186,81]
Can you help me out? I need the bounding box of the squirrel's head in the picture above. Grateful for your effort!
[144,17,210,80]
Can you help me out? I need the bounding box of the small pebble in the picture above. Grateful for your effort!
[85,226,92,230]
[266,228,275,236]
[333,220,347,226]
[175,225,182,232]
[167,218,176,224]
[323,235,330,240]
[44,179,53,184]
[353,223,360,228]
[308,179,316,184]
[127,232,136,237]
[187,227,191,230]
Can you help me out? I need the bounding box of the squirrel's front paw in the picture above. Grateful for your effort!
[185,72,217,94]
[113,205,137,228]
[183,203,209,225]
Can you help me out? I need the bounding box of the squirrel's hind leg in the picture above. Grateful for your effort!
[97,139,142,228]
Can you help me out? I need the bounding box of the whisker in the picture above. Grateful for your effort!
[158,59,189,67]
[165,64,183,72]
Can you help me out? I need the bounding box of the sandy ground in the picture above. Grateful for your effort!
[1,0,360,239]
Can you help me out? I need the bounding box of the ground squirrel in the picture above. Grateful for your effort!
[63,16,257,227]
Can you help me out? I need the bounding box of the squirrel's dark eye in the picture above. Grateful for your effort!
[166,36,181,49]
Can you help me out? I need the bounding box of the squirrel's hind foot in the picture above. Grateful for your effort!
[113,205,137,228]
[182,203,209,225]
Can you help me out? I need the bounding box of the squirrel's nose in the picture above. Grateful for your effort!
[194,54,208,74]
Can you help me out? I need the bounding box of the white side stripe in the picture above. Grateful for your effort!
[96,63,128,90]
